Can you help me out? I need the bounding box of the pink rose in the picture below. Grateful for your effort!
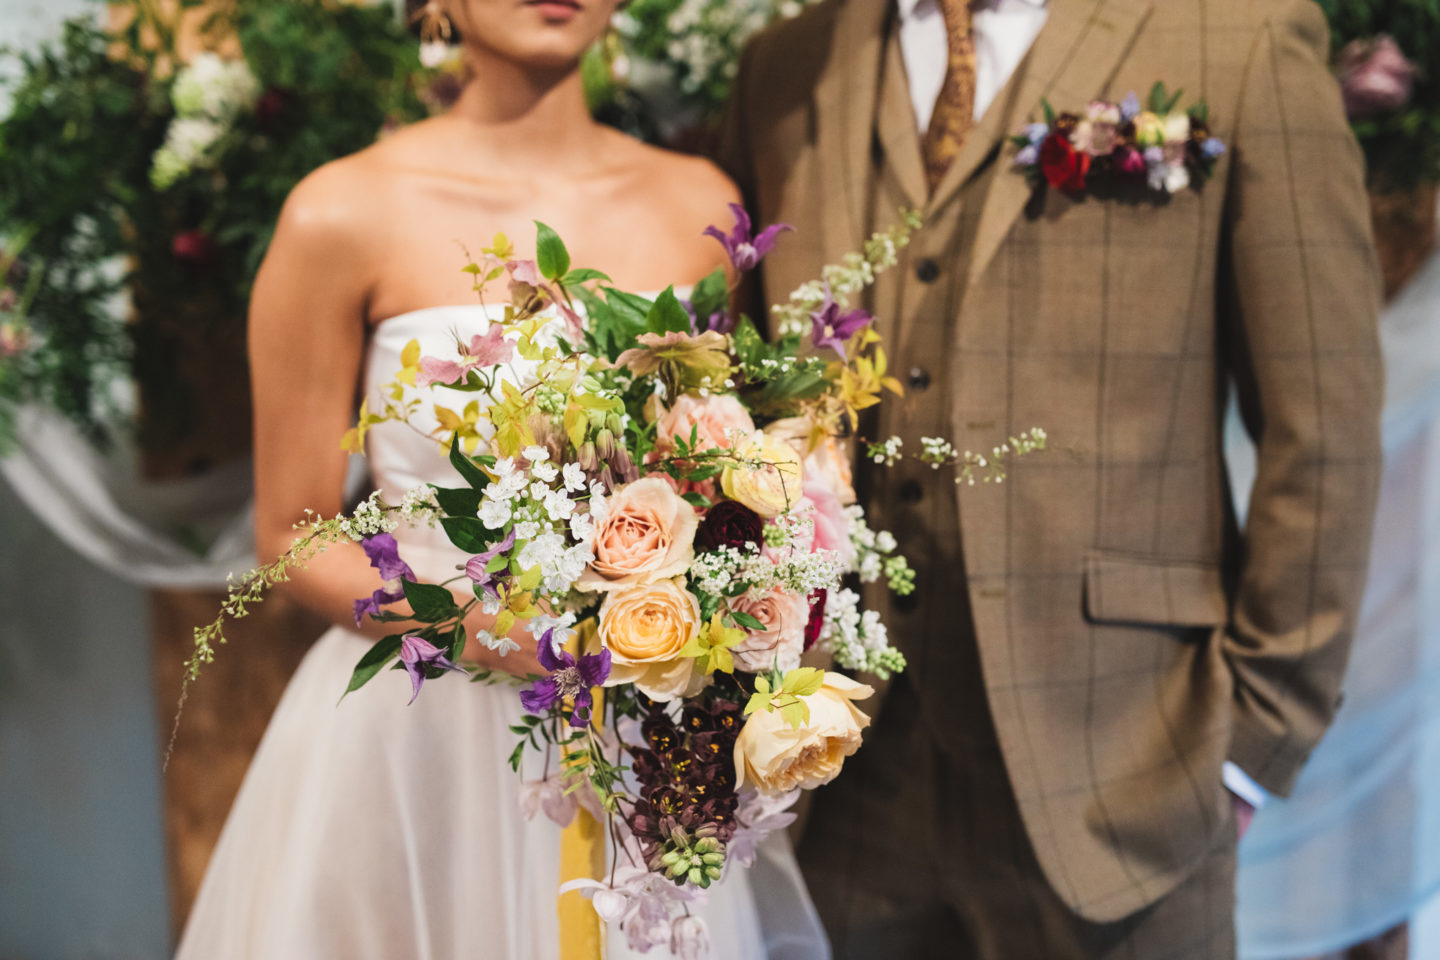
[1338,35,1416,120]
[654,394,755,456]
[578,477,697,591]
[730,586,809,673]
[805,475,855,569]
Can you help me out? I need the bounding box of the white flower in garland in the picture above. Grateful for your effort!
[150,53,259,190]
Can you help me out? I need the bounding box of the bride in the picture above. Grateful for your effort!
[174,0,825,957]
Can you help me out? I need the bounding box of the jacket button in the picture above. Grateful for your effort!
[907,367,931,391]
[915,258,940,283]
[898,480,923,503]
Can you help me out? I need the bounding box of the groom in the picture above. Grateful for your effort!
[721,0,1383,956]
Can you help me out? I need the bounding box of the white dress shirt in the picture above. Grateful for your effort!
[896,0,1050,133]
[894,0,1270,810]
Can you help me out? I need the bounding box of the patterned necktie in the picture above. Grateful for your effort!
[921,0,978,192]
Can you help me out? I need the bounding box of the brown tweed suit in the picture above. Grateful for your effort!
[720,0,1384,953]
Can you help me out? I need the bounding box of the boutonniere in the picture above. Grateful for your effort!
[1011,83,1227,196]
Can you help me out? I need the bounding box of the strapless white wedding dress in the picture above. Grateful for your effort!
[176,305,828,960]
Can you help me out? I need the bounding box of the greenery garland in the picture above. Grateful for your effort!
[0,0,433,450]
[1316,0,1440,192]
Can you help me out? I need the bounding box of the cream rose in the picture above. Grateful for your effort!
[730,587,809,673]
[734,672,874,795]
[655,394,755,456]
[721,431,804,518]
[577,477,697,591]
[598,579,701,701]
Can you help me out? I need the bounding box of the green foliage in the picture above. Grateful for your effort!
[1315,0,1440,190]
[0,0,430,447]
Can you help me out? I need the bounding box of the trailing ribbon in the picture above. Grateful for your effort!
[558,620,606,960]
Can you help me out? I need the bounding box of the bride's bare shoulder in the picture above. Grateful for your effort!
[609,130,741,221]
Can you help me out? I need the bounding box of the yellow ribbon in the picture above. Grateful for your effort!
[558,620,606,960]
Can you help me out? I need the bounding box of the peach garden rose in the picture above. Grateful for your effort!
[734,672,875,795]
[654,394,755,456]
[729,586,809,673]
[577,476,697,591]
[598,579,702,701]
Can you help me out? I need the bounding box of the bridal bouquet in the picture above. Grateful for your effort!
[182,210,1042,953]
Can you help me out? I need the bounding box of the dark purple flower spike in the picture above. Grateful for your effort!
[519,629,613,728]
[399,634,465,705]
[704,204,793,272]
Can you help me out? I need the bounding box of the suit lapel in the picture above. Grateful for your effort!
[815,0,891,261]
[965,0,1153,287]
[875,21,928,210]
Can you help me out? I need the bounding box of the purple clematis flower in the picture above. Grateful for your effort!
[808,284,872,360]
[704,204,792,272]
[464,529,517,600]
[399,633,465,705]
[1119,91,1141,123]
[519,628,612,728]
[1200,137,1227,160]
[353,533,415,625]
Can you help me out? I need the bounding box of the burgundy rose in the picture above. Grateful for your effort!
[1337,35,1416,120]
[1039,132,1090,192]
[695,499,763,552]
[1111,144,1147,179]
[255,86,294,132]
[803,588,827,652]
[171,229,217,265]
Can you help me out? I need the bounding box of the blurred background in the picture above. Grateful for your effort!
[1,1,1438,958]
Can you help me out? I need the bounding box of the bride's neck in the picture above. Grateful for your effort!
[447,51,603,166]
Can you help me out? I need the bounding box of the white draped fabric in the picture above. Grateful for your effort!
[1234,226,1440,958]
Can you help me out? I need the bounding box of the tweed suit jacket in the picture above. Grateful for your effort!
[721,0,1384,924]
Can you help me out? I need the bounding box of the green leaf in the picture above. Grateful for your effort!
[441,515,492,553]
[687,268,730,325]
[402,579,458,621]
[509,740,526,772]
[779,699,811,729]
[486,554,509,573]
[781,667,825,698]
[744,691,772,716]
[1041,98,1056,127]
[449,434,491,490]
[447,622,466,663]
[728,610,766,632]
[688,463,723,481]
[1148,81,1167,114]
[754,674,771,695]
[562,267,611,285]
[645,285,691,334]
[681,491,713,509]
[432,484,483,517]
[534,221,571,280]
[1163,86,1185,114]
[343,635,403,697]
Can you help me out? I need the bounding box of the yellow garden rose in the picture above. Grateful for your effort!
[721,431,804,518]
[598,579,701,701]
[734,672,874,795]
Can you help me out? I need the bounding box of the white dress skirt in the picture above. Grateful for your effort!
[175,305,828,960]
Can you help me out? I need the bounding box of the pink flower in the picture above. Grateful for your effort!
[518,774,578,827]
[1072,100,1121,156]
[577,477,698,590]
[1338,35,1416,119]
[805,473,855,569]
[729,585,809,673]
[654,394,755,456]
[416,326,514,387]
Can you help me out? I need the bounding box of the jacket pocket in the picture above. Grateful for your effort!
[1083,551,1228,628]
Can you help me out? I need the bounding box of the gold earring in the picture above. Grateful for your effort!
[412,1,454,45]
